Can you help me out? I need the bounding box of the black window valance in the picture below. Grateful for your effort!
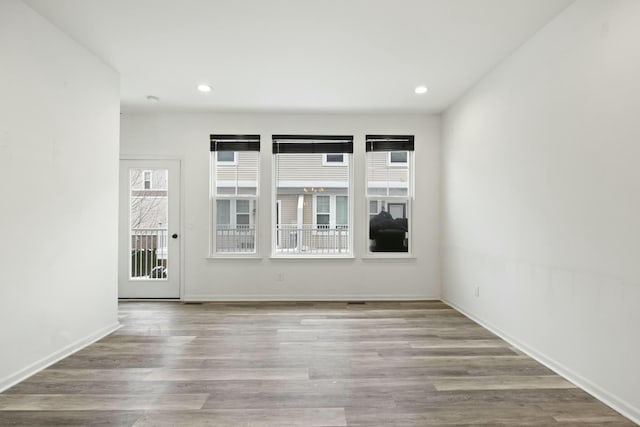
[210,134,261,152]
[272,135,354,154]
[365,135,414,152]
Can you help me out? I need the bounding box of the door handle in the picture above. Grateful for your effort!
[172,233,178,239]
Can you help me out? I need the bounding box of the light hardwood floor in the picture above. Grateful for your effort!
[0,301,635,426]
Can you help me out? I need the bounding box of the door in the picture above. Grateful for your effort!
[388,202,406,219]
[118,159,180,298]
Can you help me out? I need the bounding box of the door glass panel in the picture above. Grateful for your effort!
[130,168,169,280]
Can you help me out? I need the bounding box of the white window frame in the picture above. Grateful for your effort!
[366,150,414,257]
[322,153,348,166]
[210,151,259,257]
[387,151,409,167]
[216,151,237,165]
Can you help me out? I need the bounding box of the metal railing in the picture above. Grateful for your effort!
[276,224,350,255]
[216,225,256,253]
[131,228,168,279]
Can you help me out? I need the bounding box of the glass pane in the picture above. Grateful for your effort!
[274,152,351,255]
[237,186,257,195]
[326,154,343,163]
[215,199,255,254]
[316,196,330,213]
[130,168,169,280]
[217,151,235,162]
[143,171,152,189]
[317,214,330,225]
[369,198,409,253]
[216,187,235,195]
[336,196,348,225]
[388,203,406,219]
[390,151,408,163]
[215,151,259,196]
[389,187,409,196]
[236,199,250,213]
[367,151,410,196]
[369,200,380,215]
[216,200,231,225]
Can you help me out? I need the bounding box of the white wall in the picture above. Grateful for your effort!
[442,0,640,421]
[0,0,120,390]
[121,113,440,300]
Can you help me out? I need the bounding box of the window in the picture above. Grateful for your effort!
[315,195,330,228]
[143,170,152,189]
[313,195,348,230]
[210,134,260,255]
[323,153,347,166]
[388,151,408,166]
[273,135,353,256]
[366,135,414,254]
[216,151,236,164]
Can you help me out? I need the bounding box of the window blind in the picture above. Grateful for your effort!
[210,134,261,152]
[365,135,414,152]
[272,135,354,154]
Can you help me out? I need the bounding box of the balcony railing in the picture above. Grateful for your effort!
[216,225,256,253]
[130,228,168,279]
[276,224,350,255]
[213,225,351,254]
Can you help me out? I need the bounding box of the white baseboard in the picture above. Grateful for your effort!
[442,298,640,425]
[0,322,121,393]
[182,294,440,302]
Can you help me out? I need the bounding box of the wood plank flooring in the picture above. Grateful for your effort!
[0,301,634,426]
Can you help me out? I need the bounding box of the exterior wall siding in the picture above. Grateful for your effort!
[277,194,299,225]
[367,152,409,184]
[276,154,348,181]
[215,152,259,182]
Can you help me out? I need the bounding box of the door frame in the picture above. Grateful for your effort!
[119,155,184,300]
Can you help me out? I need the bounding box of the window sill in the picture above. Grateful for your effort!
[362,253,416,260]
[270,255,355,261]
[207,254,262,260]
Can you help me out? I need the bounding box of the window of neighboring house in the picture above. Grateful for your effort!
[388,151,408,166]
[216,199,255,228]
[366,135,414,254]
[315,195,330,229]
[143,170,152,189]
[216,151,236,164]
[272,135,353,256]
[313,195,349,231]
[323,153,347,166]
[210,134,260,255]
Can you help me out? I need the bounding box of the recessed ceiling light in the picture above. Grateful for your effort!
[197,84,212,93]
[146,95,160,102]
[414,85,428,94]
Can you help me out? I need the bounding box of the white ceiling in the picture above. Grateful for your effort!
[25,0,573,113]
